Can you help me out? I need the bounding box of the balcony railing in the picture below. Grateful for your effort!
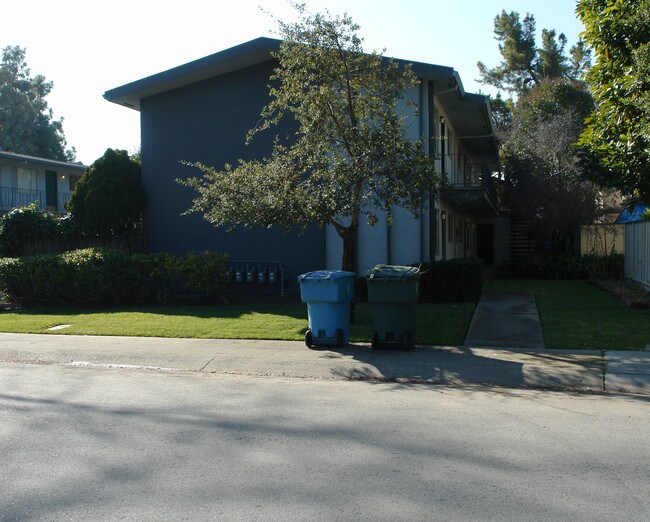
[1,187,71,213]
[446,172,498,206]
[441,155,499,217]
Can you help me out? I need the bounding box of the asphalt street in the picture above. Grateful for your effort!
[2,362,649,521]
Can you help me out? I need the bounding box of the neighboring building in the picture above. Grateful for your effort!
[617,204,650,290]
[104,38,501,290]
[0,150,85,214]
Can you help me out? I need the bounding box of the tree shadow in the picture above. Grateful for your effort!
[2,365,648,520]
[325,343,611,394]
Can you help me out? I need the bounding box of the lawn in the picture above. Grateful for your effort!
[487,278,649,350]
[0,301,476,346]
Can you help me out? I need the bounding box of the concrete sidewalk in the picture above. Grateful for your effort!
[464,290,545,349]
[1,333,649,395]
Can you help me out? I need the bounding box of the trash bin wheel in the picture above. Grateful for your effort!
[371,332,380,350]
[335,329,344,348]
[402,332,414,351]
[304,329,313,348]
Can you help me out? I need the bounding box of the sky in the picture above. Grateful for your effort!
[1,0,586,165]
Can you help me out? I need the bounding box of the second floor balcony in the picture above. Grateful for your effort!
[441,156,499,217]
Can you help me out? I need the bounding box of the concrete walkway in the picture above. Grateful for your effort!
[1,333,649,395]
[464,290,545,349]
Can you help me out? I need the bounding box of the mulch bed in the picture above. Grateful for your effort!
[592,279,650,309]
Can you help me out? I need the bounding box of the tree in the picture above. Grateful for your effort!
[576,0,650,201]
[180,6,439,273]
[477,10,591,97]
[0,45,75,161]
[67,149,145,236]
[500,80,599,252]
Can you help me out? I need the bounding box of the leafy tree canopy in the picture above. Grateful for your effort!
[576,0,650,201]
[0,45,75,161]
[181,4,439,272]
[67,149,145,236]
[500,79,599,252]
[478,10,591,97]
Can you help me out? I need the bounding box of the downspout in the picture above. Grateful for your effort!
[428,81,437,262]
[420,80,426,262]
[387,210,392,264]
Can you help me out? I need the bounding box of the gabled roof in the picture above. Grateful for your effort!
[0,150,85,171]
[104,37,497,165]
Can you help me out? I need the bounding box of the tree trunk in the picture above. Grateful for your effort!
[340,226,358,274]
[335,224,358,323]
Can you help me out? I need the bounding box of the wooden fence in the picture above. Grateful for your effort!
[624,220,650,290]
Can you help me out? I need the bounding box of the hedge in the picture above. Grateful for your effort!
[417,258,485,303]
[353,258,485,303]
[0,248,229,306]
[518,253,624,280]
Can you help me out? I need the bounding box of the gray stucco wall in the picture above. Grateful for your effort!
[140,61,325,292]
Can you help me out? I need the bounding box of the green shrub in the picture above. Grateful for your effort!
[128,251,228,304]
[60,248,128,303]
[354,259,484,303]
[0,204,59,257]
[0,255,67,304]
[417,258,485,303]
[519,253,624,279]
[67,149,146,237]
[57,213,81,241]
[0,249,228,306]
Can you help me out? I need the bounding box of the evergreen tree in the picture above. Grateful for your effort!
[477,10,591,97]
[0,45,75,161]
[67,149,145,236]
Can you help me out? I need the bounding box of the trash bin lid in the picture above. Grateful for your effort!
[365,264,419,280]
[298,270,355,282]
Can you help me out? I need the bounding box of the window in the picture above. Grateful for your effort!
[17,168,36,191]
[69,175,80,192]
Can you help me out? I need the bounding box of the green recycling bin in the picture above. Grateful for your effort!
[365,264,420,350]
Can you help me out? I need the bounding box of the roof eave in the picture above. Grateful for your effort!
[103,37,282,111]
[0,151,86,171]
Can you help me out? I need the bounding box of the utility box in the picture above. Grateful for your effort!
[365,264,420,350]
[298,270,355,348]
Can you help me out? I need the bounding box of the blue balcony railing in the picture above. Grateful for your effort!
[1,187,71,213]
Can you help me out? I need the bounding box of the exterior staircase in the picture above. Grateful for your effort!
[509,216,534,268]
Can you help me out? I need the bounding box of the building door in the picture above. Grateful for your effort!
[45,170,58,211]
[476,223,494,265]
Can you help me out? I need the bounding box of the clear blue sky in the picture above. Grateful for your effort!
[1,0,585,164]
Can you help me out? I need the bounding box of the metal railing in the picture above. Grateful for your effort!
[0,187,71,213]
[446,172,498,203]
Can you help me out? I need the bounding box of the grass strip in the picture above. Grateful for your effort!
[0,302,475,346]
[487,278,649,350]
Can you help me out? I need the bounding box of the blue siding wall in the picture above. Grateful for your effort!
[140,61,325,292]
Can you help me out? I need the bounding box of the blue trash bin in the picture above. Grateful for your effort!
[298,270,355,348]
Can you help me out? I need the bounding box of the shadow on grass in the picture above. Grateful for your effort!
[1,302,475,346]
[7,303,308,320]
